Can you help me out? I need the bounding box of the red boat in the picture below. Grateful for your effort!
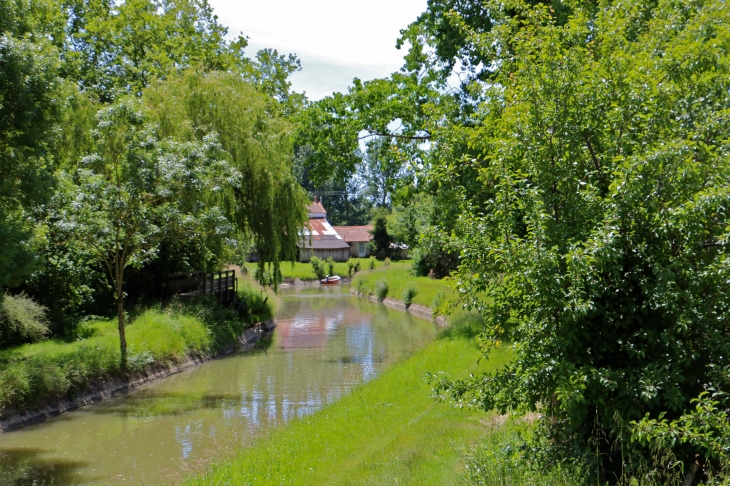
[320,275,341,285]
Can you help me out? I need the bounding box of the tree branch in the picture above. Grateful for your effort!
[358,128,431,141]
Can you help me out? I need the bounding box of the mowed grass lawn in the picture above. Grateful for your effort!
[185,329,512,485]
[244,258,412,281]
[352,264,457,309]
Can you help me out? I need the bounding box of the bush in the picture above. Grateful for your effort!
[383,257,391,267]
[354,260,361,273]
[402,285,418,308]
[431,289,446,314]
[347,260,355,277]
[411,229,459,278]
[369,256,376,270]
[374,280,389,302]
[310,256,325,280]
[326,256,335,276]
[0,293,50,348]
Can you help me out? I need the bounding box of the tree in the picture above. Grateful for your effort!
[359,138,411,208]
[434,0,730,478]
[143,70,309,287]
[63,100,230,367]
[370,216,391,260]
[60,0,239,102]
[0,0,64,291]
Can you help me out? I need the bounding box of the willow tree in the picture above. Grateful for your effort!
[143,70,309,286]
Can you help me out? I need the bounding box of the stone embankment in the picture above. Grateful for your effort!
[349,288,448,327]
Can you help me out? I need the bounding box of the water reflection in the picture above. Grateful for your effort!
[0,448,94,485]
[0,287,437,485]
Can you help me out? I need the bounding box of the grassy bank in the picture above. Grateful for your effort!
[185,319,512,485]
[0,275,275,419]
[352,263,457,309]
[244,258,411,281]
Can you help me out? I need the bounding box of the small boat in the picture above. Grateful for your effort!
[320,275,341,285]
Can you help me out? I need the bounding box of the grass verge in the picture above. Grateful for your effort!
[0,275,275,419]
[184,319,513,485]
[352,264,456,309]
[244,258,412,281]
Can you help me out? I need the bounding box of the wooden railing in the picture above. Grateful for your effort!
[166,269,237,305]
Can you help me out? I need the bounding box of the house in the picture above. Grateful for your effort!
[298,198,351,262]
[332,225,373,258]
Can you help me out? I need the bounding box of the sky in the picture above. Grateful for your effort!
[208,0,428,100]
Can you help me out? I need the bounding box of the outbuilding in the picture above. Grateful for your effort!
[332,225,373,258]
[298,198,351,262]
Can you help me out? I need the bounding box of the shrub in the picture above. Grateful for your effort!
[326,257,335,276]
[369,256,376,270]
[347,260,355,278]
[353,276,365,295]
[411,229,459,278]
[354,260,361,273]
[0,293,50,348]
[374,280,388,302]
[402,285,418,308]
[383,257,391,267]
[431,289,446,314]
[309,256,325,280]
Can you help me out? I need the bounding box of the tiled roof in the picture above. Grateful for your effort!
[307,202,326,215]
[332,226,373,243]
[300,219,350,250]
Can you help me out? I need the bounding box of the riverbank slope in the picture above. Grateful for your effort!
[0,276,276,431]
[185,322,512,485]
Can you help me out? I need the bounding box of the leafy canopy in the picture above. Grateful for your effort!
[433,0,730,476]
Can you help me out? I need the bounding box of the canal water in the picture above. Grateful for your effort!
[0,286,438,485]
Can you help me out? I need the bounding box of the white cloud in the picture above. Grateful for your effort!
[208,0,427,99]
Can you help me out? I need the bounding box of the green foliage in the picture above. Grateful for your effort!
[374,279,389,302]
[143,70,309,288]
[463,416,586,486]
[60,0,239,102]
[411,228,458,278]
[309,256,326,280]
[389,193,434,248]
[401,284,417,308]
[371,216,391,259]
[294,73,438,189]
[0,312,199,414]
[326,256,335,276]
[0,0,63,290]
[0,281,274,416]
[358,137,410,208]
[630,365,730,483]
[347,259,355,278]
[61,99,231,366]
[0,293,50,348]
[438,310,484,342]
[383,257,391,267]
[437,0,730,479]
[369,256,376,270]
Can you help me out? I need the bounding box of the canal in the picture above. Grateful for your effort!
[0,286,438,485]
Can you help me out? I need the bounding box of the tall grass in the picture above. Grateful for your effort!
[0,275,275,417]
[464,416,586,486]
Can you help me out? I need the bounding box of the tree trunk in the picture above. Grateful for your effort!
[117,281,128,370]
